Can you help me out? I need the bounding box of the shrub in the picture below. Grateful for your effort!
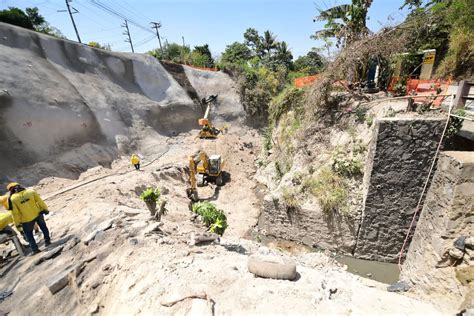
[140,188,161,203]
[446,109,465,138]
[281,187,299,209]
[332,150,363,177]
[354,106,367,123]
[302,167,348,214]
[191,202,228,235]
[269,86,305,124]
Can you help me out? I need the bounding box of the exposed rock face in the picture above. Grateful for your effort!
[258,194,358,253]
[354,118,445,262]
[401,151,474,310]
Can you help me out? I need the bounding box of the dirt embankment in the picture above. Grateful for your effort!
[0,22,205,186]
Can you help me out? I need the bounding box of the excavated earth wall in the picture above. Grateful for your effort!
[0,23,241,187]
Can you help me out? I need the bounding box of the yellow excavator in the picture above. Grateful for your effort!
[198,95,224,139]
[186,151,225,202]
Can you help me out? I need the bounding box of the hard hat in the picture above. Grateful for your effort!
[6,182,19,190]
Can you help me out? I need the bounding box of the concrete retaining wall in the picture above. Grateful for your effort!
[354,117,445,262]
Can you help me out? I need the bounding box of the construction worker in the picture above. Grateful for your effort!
[7,182,51,255]
[131,154,140,170]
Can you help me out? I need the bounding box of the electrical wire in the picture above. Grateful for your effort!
[88,0,154,35]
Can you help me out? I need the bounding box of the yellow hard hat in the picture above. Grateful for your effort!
[6,182,19,190]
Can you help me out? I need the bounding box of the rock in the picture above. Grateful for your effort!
[88,303,100,315]
[449,248,465,260]
[83,218,116,245]
[63,237,80,251]
[454,236,467,251]
[188,233,220,246]
[466,237,474,249]
[83,253,97,264]
[83,231,99,245]
[47,264,81,294]
[387,281,410,292]
[186,298,214,316]
[97,218,115,231]
[366,273,372,277]
[33,246,64,266]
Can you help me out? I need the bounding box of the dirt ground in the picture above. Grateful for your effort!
[0,125,453,315]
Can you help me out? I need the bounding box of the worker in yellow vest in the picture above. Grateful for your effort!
[131,154,141,170]
[7,182,51,255]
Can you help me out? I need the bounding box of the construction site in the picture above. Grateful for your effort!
[0,0,473,314]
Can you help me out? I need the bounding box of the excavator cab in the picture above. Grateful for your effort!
[208,155,222,176]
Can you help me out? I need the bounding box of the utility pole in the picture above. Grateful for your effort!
[181,36,185,62]
[122,20,134,53]
[62,0,81,43]
[150,22,163,56]
[165,38,170,59]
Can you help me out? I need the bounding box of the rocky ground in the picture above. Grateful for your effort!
[0,126,454,315]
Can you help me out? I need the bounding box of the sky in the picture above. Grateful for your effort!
[0,0,410,58]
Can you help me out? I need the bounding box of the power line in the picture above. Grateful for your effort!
[88,0,154,35]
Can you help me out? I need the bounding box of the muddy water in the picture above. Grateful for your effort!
[248,232,400,284]
[335,256,400,284]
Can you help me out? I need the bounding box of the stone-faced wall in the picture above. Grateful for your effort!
[401,152,474,310]
[354,117,445,262]
[258,194,358,253]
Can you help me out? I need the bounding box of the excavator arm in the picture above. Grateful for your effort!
[187,156,199,202]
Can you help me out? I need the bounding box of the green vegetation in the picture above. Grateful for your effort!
[302,167,348,214]
[282,187,299,210]
[332,149,363,177]
[0,6,64,38]
[312,0,373,47]
[148,43,215,68]
[402,0,474,79]
[87,42,111,51]
[446,109,465,139]
[191,202,228,235]
[293,48,326,76]
[140,188,161,204]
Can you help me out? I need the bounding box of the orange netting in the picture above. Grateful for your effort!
[186,65,219,72]
[294,75,319,88]
[406,78,452,107]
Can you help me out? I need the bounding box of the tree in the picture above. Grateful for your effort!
[244,28,261,54]
[25,7,45,29]
[294,48,326,75]
[261,30,278,57]
[0,7,34,29]
[272,41,293,69]
[193,44,214,67]
[312,0,373,47]
[0,6,64,39]
[401,0,474,79]
[220,42,251,64]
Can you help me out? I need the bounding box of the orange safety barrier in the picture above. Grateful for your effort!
[186,64,219,72]
[294,75,319,88]
[406,78,452,107]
